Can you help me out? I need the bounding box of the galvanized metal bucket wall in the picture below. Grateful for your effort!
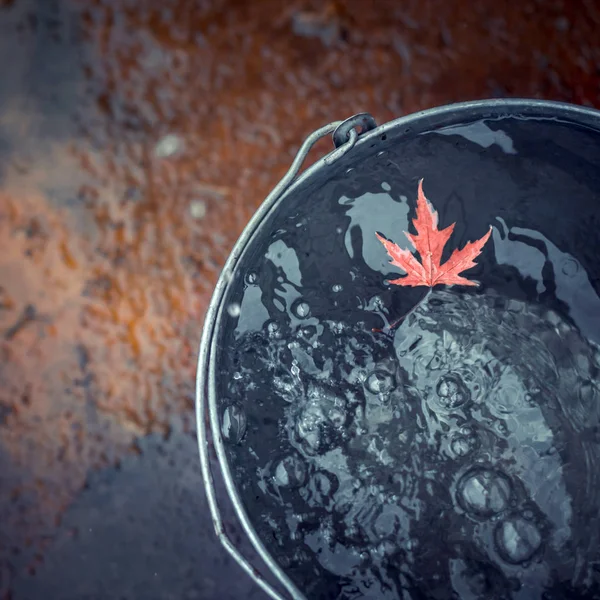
[196,100,600,600]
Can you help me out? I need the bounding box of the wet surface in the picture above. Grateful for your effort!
[1,0,600,598]
[217,113,600,598]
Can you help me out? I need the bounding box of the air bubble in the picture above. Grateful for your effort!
[299,326,316,340]
[456,467,513,517]
[292,299,311,319]
[296,405,325,451]
[428,354,443,370]
[348,368,367,385]
[332,284,343,293]
[227,303,241,317]
[371,296,384,310]
[221,403,247,444]
[451,436,473,457]
[436,373,470,408]
[266,321,281,339]
[330,321,345,334]
[494,515,542,564]
[496,422,509,436]
[451,427,479,456]
[561,258,579,276]
[365,370,396,395]
[328,407,347,428]
[274,455,307,488]
[244,272,257,285]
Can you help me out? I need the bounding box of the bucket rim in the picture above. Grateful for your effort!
[195,98,600,600]
[279,98,600,217]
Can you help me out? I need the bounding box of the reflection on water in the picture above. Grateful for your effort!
[229,282,599,598]
[215,115,600,599]
[225,230,600,597]
[436,121,518,155]
[493,217,600,343]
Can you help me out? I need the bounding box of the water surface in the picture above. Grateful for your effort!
[216,115,600,599]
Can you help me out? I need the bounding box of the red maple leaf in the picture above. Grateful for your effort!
[376,179,491,288]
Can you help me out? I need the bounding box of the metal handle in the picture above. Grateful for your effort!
[332,112,378,148]
[196,114,377,600]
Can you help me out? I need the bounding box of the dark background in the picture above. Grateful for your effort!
[0,0,599,598]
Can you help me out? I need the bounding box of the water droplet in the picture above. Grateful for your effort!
[227,303,241,317]
[274,455,307,488]
[244,271,257,285]
[436,373,470,408]
[456,467,513,517]
[292,299,311,319]
[494,515,542,564]
[233,371,242,380]
[221,403,247,444]
[365,370,396,395]
[332,284,343,293]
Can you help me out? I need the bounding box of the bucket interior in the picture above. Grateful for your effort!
[210,104,600,600]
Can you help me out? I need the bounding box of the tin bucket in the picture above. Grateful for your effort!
[196,100,600,600]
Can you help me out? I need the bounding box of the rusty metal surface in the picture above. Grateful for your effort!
[0,0,599,598]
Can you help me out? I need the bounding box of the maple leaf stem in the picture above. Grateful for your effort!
[372,288,432,335]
